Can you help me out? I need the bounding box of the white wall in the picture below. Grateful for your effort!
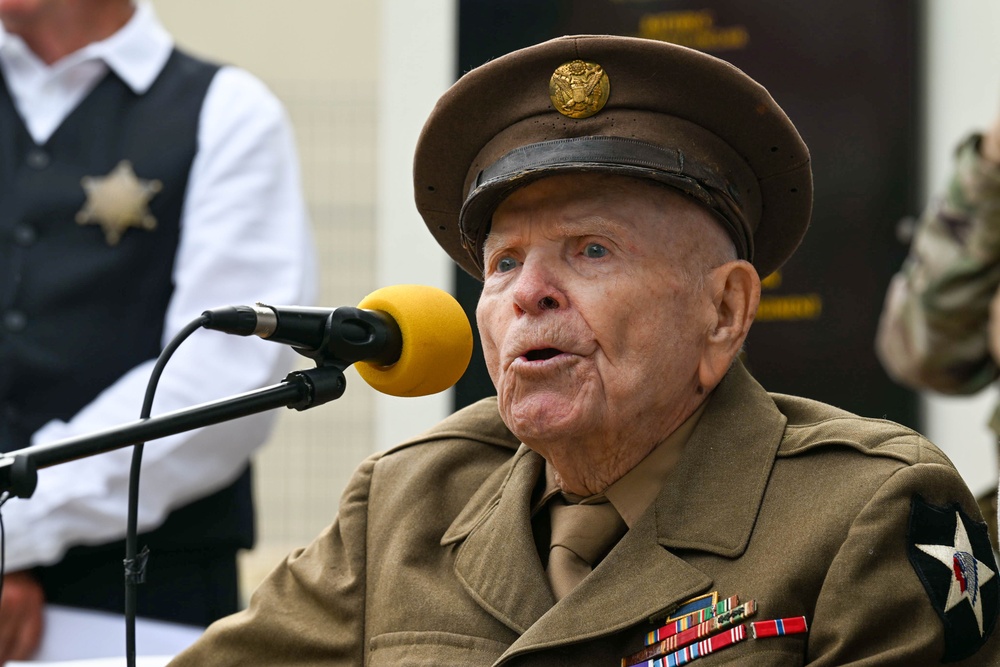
[920,0,1000,497]
[155,1,378,84]
[374,0,457,450]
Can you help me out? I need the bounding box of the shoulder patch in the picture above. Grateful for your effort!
[908,496,999,662]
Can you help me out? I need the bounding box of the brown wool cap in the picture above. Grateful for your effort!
[414,34,812,280]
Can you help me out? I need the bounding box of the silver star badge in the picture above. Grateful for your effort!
[917,511,997,636]
[76,160,163,245]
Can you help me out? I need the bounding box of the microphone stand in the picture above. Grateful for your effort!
[0,364,346,664]
[0,366,347,499]
[0,300,401,664]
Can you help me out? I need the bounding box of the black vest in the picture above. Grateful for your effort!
[0,50,253,622]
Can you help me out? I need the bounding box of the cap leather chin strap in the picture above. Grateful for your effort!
[460,136,754,273]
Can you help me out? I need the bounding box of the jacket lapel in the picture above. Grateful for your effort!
[500,507,713,663]
[655,361,788,556]
[445,445,555,634]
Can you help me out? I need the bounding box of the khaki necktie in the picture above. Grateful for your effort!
[546,495,627,601]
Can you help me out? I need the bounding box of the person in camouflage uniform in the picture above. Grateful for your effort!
[876,115,1000,551]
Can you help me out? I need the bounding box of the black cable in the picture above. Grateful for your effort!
[0,491,9,609]
[125,315,208,667]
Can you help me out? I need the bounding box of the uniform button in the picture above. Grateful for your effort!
[26,149,50,170]
[12,224,36,247]
[2,311,27,333]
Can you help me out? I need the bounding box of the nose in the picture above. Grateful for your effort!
[512,257,565,316]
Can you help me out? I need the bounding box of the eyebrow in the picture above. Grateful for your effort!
[481,231,509,260]
[484,216,627,256]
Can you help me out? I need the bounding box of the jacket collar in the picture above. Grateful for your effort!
[444,361,787,655]
[653,360,788,556]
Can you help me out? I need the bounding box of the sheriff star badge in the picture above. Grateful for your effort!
[76,160,162,245]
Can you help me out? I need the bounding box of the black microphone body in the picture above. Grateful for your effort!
[202,304,403,367]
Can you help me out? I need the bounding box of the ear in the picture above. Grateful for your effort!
[698,260,760,391]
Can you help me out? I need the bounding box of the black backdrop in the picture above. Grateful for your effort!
[452,0,921,429]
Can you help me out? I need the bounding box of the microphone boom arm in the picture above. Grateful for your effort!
[0,366,347,499]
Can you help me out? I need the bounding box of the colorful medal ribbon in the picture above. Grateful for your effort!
[623,600,756,666]
[645,595,740,646]
[750,616,809,639]
[637,625,748,667]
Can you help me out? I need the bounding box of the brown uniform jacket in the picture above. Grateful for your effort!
[171,363,1000,665]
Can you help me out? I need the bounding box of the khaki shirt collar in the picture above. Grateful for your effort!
[605,401,707,527]
[531,399,708,527]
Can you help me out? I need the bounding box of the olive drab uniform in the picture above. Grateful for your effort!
[171,363,1000,666]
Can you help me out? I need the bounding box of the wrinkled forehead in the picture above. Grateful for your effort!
[491,170,715,223]
[483,172,731,257]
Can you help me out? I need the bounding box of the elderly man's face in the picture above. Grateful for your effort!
[477,174,735,465]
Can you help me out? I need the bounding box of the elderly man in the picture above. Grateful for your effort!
[172,36,999,665]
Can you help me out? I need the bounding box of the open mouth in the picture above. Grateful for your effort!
[523,348,563,361]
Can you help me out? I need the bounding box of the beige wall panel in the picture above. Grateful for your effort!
[147,1,385,596]
[152,0,378,84]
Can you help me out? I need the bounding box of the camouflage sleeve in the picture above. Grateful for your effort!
[876,134,1000,395]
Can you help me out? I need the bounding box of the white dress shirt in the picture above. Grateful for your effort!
[0,2,316,570]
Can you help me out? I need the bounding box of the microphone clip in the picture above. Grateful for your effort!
[318,307,402,368]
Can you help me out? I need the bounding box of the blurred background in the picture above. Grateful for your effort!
[153,0,1000,599]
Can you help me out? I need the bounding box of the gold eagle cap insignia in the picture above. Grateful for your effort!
[549,59,610,119]
[76,160,163,246]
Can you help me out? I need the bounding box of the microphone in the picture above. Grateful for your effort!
[202,285,473,397]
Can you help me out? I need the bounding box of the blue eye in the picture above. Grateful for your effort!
[584,243,608,258]
[496,256,519,273]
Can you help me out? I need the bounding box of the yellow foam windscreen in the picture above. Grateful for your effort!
[354,285,473,397]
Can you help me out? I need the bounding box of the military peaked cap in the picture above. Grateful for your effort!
[414,34,812,279]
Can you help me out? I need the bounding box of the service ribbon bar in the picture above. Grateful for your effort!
[644,595,740,646]
[624,600,756,666]
[750,616,809,639]
[637,625,747,667]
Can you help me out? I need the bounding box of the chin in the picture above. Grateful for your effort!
[499,396,591,447]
